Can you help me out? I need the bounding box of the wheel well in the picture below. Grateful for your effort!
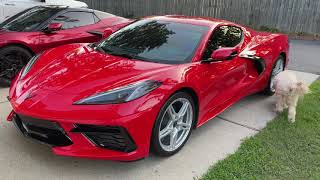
[279,52,286,66]
[2,44,35,57]
[174,87,199,129]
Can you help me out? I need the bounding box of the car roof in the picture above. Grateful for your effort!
[38,5,68,9]
[37,5,93,12]
[145,15,234,27]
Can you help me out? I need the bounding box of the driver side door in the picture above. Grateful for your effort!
[197,25,248,119]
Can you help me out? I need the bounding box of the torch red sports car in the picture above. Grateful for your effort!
[7,15,289,161]
[0,5,130,85]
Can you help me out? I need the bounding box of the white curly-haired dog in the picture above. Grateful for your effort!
[273,70,309,123]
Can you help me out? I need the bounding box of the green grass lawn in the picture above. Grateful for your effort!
[201,80,320,180]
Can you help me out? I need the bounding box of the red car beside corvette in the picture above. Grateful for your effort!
[0,5,130,85]
[7,15,289,161]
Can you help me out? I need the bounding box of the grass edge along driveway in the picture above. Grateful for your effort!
[201,80,320,180]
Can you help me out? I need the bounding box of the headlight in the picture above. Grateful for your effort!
[20,53,42,78]
[74,80,162,105]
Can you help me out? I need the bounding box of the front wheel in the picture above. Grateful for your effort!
[0,46,33,87]
[151,92,196,157]
[263,56,285,96]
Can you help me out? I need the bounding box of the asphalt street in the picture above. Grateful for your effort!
[288,40,320,74]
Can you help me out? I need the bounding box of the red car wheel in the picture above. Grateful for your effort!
[0,46,32,86]
[151,92,196,156]
[263,55,285,96]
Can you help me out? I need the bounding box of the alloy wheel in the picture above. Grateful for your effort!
[270,58,284,92]
[158,98,193,152]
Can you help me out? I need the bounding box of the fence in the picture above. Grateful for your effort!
[82,0,320,34]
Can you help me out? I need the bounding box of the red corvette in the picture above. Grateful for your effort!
[0,5,130,85]
[7,16,289,161]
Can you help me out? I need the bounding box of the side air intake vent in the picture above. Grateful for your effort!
[71,124,136,153]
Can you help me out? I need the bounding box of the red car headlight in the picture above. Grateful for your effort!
[74,80,162,105]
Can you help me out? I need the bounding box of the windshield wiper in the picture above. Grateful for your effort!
[89,43,105,53]
[112,53,135,59]
[98,45,152,62]
[100,46,136,59]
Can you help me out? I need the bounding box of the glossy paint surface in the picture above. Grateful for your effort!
[8,16,289,161]
[0,16,130,54]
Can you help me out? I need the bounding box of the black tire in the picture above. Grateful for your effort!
[0,46,33,87]
[262,56,285,96]
[151,92,196,157]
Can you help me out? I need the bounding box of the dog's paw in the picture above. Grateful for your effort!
[289,118,295,123]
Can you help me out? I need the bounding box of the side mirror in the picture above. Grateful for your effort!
[45,23,62,33]
[102,28,113,38]
[203,48,238,63]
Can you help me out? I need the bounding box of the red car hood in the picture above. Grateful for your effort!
[12,44,173,102]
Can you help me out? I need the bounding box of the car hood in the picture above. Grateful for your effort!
[12,44,173,102]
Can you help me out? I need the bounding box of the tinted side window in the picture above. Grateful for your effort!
[202,26,242,59]
[0,6,59,32]
[51,12,95,29]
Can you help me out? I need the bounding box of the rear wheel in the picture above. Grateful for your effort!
[151,92,195,156]
[0,46,32,87]
[263,56,285,96]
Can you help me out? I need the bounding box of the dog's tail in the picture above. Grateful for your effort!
[295,81,310,96]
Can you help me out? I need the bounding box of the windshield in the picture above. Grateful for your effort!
[98,19,209,64]
[0,6,60,32]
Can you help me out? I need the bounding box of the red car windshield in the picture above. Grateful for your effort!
[0,6,60,32]
[98,19,209,64]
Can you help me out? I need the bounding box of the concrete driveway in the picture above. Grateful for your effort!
[0,40,319,180]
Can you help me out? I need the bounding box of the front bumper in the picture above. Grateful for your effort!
[12,113,137,153]
[8,109,156,161]
[12,113,73,147]
[7,81,165,161]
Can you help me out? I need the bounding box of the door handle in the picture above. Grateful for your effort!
[5,3,15,6]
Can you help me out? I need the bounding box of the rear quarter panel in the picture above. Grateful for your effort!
[239,30,289,93]
[245,30,289,68]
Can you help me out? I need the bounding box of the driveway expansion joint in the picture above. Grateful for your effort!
[217,116,260,132]
[0,100,8,104]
